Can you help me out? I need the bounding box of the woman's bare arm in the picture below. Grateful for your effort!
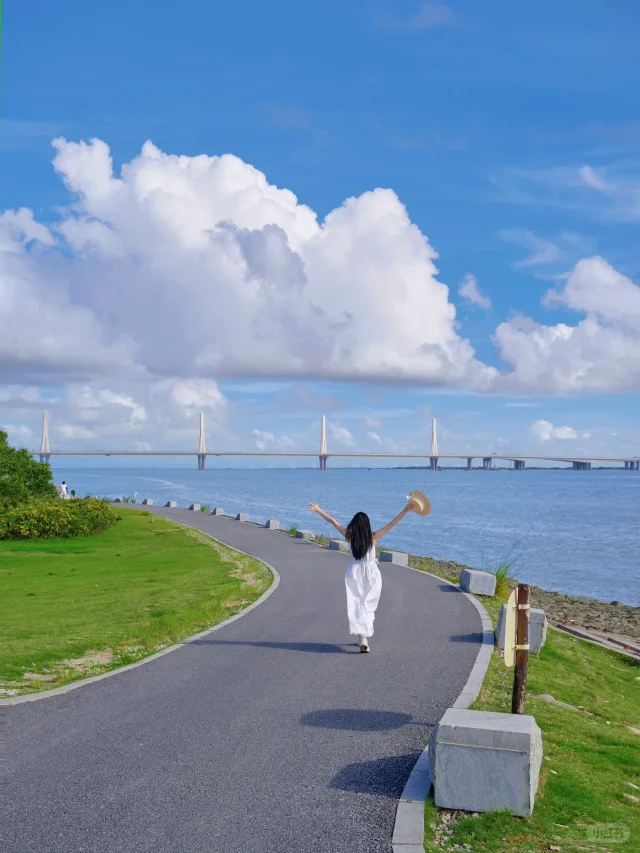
[372,502,415,544]
[308,502,347,537]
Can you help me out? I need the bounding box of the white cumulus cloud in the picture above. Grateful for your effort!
[458,273,492,309]
[0,137,495,390]
[329,423,355,446]
[494,257,640,392]
[5,139,640,398]
[251,429,296,451]
[530,419,589,442]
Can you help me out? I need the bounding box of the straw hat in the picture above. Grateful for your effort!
[406,490,431,516]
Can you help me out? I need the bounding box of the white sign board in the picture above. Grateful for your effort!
[503,588,518,668]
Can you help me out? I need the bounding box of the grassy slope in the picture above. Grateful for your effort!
[0,509,272,694]
[424,597,640,853]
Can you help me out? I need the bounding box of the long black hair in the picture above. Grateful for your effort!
[346,512,373,560]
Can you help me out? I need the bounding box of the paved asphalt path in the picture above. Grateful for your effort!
[6,508,482,853]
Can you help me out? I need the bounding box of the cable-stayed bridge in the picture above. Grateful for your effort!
[30,411,639,471]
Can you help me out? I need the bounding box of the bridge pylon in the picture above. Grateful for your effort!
[197,412,206,470]
[319,415,328,471]
[429,417,438,470]
[39,410,51,464]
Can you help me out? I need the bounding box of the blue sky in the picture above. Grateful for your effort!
[1,1,640,463]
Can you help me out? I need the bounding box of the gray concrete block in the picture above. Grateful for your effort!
[141,498,153,505]
[429,708,543,816]
[329,539,350,553]
[236,512,248,522]
[496,605,548,653]
[114,497,122,503]
[211,508,224,516]
[295,529,316,540]
[534,611,548,652]
[165,501,177,508]
[264,519,280,529]
[460,569,496,597]
[379,550,409,566]
[189,503,201,511]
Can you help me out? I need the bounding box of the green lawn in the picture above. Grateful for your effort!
[0,509,273,695]
[424,598,640,852]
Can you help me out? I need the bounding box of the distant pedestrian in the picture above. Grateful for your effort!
[60,481,68,499]
[308,499,417,653]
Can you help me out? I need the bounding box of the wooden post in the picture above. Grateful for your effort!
[511,584,530,714]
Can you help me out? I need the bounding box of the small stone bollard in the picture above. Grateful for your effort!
[236,512,248,522]
[114,497,123,503]
[496,605,548,653]
[459,568,496,597]
[329,539,350,553]
[264,520,280,530]
[142,498,153,505]
[295,529,316,540]
[165,501,177,508]
[379,550,409,567]
[211,508,224,516]
[429,708,543,817]
[189,504,201,511]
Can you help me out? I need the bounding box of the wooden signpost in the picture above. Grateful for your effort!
[503,583,531,714]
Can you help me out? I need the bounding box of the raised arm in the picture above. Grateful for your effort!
[372,501,415,544]
[308,502,347,537]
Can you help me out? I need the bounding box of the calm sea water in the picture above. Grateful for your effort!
[52,465,640,606]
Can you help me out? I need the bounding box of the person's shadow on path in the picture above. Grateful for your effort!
[190,639,354,654]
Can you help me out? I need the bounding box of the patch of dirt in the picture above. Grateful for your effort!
[536,693,591,713]
[23,673,57,682]
[65,650,115,672]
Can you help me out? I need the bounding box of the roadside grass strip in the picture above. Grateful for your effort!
[424,598,640,853]
[0,509,272,695]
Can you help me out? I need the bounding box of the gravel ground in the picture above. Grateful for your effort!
[408,555,640,639]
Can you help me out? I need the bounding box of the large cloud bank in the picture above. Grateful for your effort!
[495,257,640,392]
[1,138,494,387]
[2,138,640,394]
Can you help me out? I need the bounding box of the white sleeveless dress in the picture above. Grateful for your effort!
[345,544,382,638]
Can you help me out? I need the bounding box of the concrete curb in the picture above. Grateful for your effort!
[0,522,280,706]
[549,623,640,662]
[392,570,495,853]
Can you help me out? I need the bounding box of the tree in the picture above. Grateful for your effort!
[0,430,58,506]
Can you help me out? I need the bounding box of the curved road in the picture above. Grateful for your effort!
[5,507,482,853]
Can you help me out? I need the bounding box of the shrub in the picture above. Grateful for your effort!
[0,498,120,540]
[0,429,58,507]
[200,504,211,513]
[489,559,516,598]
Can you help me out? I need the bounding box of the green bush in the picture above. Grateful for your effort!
[0,498,120,540]
[0,429,57,507]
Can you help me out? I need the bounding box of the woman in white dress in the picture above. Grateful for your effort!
[308,500,417,653]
